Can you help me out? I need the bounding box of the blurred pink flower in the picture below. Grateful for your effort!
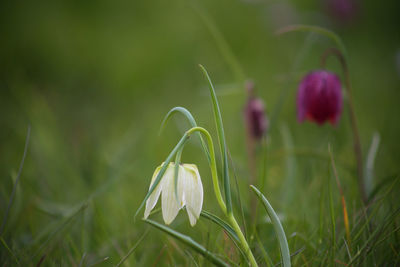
[297,70,343,125]
[245,96,268,139]
[325,0,359,23]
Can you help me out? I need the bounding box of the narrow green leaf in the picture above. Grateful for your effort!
[31,203,88,261]
[254,231,274,267]
[146,207,238,245]
[184,250,200,267]
[160,106,210,163]
[200,211,239,243]
[368,174,399,203]
[191,3,246,82]
[114,230,149,267]
[250,185,291,267]
[200,210,249,262]
[144,219,229,267]
[228,155,247,238]
[280,124,296,205]
[0,237,20,265]
[1,124,30,236]
[352,176,399,243]
[347,207,400,265]
[87,257,110,267]
[78,252,87,267]
[328,171,336,263]
[318,183,325,245]
[365,132,380,197]
[134,132,190,220]
[199,64,232,214]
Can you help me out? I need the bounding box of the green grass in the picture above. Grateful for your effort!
[1,0,400,266]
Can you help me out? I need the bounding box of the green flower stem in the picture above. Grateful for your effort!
[228,213,258,267]
[276,24,347,58]
[186,127,226,214]
[186,127,257,266]
[321,48,367,205]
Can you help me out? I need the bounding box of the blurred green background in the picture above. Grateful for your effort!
[1,0,399,265]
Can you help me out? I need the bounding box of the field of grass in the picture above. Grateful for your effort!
[1,0,399,266]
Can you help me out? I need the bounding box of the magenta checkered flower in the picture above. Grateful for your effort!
[297,70,343,125]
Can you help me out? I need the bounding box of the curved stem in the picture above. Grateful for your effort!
[277,24,347,58]
[244,81,258,221]
[186,127,227,214]
[160,106,211,163]
[186,127,258,266]
[321,48,367,205]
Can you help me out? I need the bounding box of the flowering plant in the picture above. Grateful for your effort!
[135,65,290,267]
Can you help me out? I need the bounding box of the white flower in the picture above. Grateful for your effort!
[144,162,204,226]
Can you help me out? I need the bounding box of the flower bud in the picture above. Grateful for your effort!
[245,96,268,139]
[325,0,359,24]
[297,70,343,125]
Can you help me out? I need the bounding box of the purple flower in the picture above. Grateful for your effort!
[245,97,268,139]
[325,0,359,24]
[297,70,343,125]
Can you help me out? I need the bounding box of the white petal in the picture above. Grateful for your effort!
[144,165,163,219]
[177,165,187,207]
[161,165,182,224]
[182,164,203,226]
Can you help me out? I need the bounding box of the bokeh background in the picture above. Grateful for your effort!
[1,0,399,265]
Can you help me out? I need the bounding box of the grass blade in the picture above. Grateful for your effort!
[250,185,291,267]
[144,219,229,267]
[28,203,88,263]
[1,125,31,235]
[0,236,20,265]
[365,132,380,197]
[200,211,239,243]
[87,257,109,267]
[280,124,296,206]
[347,207,400,265]
[114,230,149,267]
[78,252,87,267]
[328,169,336,263]
[351,176,399,245]
[199,64,232,214]
[228,153,247,238]
[367,174,399,202]
[191,3,245,82]
[328,145,351,247]
[200,210,248,261]
[254,231,274,267]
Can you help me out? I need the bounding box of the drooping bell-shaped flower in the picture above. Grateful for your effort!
[297,70,343,125]
[245,97,268,139]
[244,81,268,140]
[144,162,203,226]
